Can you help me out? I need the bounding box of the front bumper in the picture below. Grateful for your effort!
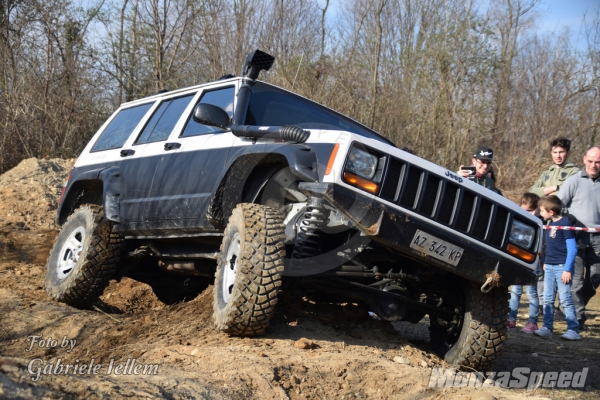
[300,182,538,286]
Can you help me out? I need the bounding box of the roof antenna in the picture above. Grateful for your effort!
[292,54,304,90]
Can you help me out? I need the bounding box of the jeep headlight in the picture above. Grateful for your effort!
[346,146,378,180]
[506,220,537,262]
[508,220,535,249]
[342,144,386,194]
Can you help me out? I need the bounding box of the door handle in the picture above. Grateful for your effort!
[120,149,135,157]
[164,142,181,151]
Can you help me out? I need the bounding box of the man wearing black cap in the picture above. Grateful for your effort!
[458,146,501,194]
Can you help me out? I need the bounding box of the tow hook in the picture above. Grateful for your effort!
[481,262,501,293]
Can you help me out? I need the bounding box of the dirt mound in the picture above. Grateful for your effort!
[0,157,75,231]
[101,278,168,313]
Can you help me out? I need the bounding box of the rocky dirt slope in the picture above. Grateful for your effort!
[0,158,74,231]
[0,158,599,399]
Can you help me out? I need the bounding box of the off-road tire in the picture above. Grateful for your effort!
[213,203,285,336]
[431,282,509,370]
[45,204,122,308]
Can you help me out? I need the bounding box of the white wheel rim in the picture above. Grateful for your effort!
[222,232,241,304]
[56,226,86,280]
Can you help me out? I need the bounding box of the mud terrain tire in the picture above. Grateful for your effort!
[213,203,285,336]
[431,282,509,370]
[45,205,122,308]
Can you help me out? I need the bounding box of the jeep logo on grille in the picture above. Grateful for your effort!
[445,170,463,183]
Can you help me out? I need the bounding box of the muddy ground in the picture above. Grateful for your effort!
[1,158,599,399]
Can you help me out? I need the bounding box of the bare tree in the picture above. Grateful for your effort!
[488,0,538,143]
[0,0,598,201]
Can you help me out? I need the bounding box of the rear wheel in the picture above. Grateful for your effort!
[45,205,122,308]
[430,281,509,370]
[212,203,285,336]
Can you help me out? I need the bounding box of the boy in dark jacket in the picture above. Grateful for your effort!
[534,195,580,341]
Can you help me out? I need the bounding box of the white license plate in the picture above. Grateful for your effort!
[409,230,464,266]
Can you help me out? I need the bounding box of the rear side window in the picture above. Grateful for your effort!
[91,103,153,151]
[136,94,195,144]
[181,86,235,137]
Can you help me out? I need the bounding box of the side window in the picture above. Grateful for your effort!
[181,86,235,137]
[136,94,195,144]
[91,103,153,152]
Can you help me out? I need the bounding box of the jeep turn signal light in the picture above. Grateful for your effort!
[343,172,379,194]
[325,143,340,176]
[59,169,72,205]
[506,243,535,262]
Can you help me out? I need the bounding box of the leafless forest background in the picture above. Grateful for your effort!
[1,0,599,198]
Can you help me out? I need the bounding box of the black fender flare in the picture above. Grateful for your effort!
[98,167,122,222]
[56,166,123,225]
[206,144,320,228]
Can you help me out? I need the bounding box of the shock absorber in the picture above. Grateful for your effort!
[291,196,326,260]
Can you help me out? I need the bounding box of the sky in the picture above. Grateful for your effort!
[322,0,599,49]
[537,0,599,43]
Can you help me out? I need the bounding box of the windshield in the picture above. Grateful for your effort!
[246,83,395,146]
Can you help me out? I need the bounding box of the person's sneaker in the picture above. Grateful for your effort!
[520,322,539,334]
[561,330,581,341]
[508,319,516,329]
[534,327,552,338]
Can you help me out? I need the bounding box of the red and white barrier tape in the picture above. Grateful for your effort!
[542,226,600,232]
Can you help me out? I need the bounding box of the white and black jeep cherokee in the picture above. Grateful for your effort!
[46,50,542,369]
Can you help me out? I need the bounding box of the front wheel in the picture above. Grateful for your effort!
[212,203,285,336]
[430,281,509,370]
[45,205,122,308]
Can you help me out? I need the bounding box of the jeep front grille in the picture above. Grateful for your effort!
[380,157,510,248]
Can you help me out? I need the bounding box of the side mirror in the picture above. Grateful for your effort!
[192,103,230,129]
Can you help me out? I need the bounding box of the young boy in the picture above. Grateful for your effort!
[508,193,540,333]
[534,195,581,340]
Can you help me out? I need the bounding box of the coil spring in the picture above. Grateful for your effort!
[291,197,326,259]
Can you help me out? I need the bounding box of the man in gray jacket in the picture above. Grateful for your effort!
[558,146,600,330]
